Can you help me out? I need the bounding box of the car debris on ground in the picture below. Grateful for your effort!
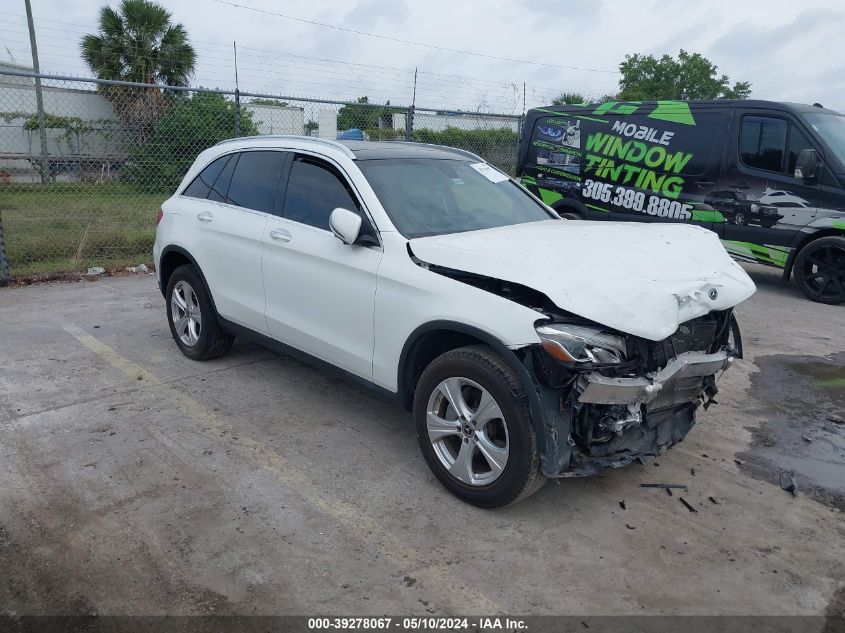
[779,471,799,497]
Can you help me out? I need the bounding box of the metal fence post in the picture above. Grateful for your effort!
[0,210,11,286]
[405,105,414,142]
[234,88,241,137]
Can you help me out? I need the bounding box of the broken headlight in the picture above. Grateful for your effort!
[535,323,627,366]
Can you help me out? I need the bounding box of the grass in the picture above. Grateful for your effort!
[0,183,166,278]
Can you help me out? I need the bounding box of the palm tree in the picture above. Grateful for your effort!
[81,0,196,137]
[552,92,587,106]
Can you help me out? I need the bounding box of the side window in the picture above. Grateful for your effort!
[529,116,582,169]
[226,151,287,213]
[283,156,360,230]
[740,116,786,173]
[182,155,230,199]
[787,125,814,177]
[208,154,238,202]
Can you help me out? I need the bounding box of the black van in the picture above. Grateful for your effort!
[517,100,845,304]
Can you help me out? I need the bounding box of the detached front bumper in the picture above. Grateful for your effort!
[578,351,734,406]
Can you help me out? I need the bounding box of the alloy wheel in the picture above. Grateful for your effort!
[426,377,509,486]
[799,243,845,302]
[171,280,202,346]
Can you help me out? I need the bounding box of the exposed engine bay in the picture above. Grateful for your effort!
[422,260,741,478]
[524,309,738,477]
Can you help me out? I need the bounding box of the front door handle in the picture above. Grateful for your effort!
[196,211,214,223]
[269,228,292,243]
[694,180,715,188]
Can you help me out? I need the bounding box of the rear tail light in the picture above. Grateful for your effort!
[156,208,163,225]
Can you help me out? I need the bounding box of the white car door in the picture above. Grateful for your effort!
[261,153,382,380]
[179,152,270,334]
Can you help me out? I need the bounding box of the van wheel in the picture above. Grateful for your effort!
[793,236,845,305]
[559,211,584,220]
[413,345,545,507]
[166,264,234,359]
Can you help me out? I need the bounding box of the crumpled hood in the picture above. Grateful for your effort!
[409,220,756,341]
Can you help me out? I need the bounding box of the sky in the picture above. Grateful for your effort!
[1,0,843,113]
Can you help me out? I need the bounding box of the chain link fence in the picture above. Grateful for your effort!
[0,69,522,282]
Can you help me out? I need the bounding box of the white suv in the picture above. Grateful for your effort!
[154,136,755,507]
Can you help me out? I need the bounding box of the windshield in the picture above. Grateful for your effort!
[357,158,554,238]
[805,112,845,168]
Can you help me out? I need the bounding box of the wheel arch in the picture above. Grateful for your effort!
[158,246,220,316]
[551,198,588,219]
[397,320,547,456]
[783,228,845,281]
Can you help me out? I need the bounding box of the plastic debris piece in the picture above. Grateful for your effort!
[679,497,698,513]
[779,471,799,497]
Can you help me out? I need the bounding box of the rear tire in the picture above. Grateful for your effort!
[793,236,845,305]
[413,345,545,508]
[166,264,234,360]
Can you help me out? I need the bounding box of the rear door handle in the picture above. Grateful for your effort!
[269,228,292,243]
[196,211,214,223]
[695,180,714,187]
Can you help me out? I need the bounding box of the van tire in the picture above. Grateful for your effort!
[792,235,845,305]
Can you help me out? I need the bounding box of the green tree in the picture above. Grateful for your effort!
[81,0,196,134]
[337,96,399,131]
[618,50,751,101]
[128,92,258,191]
[250,98,290,107]
[81,0,196,85]
[552,92,586,106]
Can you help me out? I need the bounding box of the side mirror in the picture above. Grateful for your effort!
[329,207,362,245]
[794,149,819,181]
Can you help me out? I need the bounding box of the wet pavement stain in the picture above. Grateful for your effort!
[740,351,845,509]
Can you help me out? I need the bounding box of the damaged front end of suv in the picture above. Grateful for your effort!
[525,311,739,477]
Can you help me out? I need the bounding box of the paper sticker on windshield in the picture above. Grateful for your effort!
[470,162,509,183]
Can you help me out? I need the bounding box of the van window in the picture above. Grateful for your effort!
[787,126,814,176]
[226,151,286,213]
[740,116,786,173]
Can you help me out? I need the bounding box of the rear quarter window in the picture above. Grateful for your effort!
[182,155,231,199]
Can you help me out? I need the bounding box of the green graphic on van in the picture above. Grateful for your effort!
[724,241,790,267]
[690,209,725,223]
[592,101,696,126]
[584,131,691,199]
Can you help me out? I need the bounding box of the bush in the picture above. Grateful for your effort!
[413,126,519,174]
[127,92,258,192]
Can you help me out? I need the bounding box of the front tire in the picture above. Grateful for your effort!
[793,236,845,304]
[166,264,234,360]
[413,345,545,508]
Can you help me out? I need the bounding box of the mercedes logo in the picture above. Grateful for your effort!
[708,288,719,301]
